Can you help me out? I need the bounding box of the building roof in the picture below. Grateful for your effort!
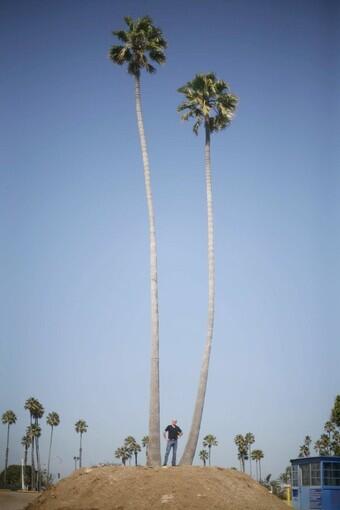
[291,456,340,464]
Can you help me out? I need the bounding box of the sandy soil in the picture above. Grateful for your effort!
[25,465,289,510]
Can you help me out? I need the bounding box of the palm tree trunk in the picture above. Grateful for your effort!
[35,437,41,490]
[134,74,161,467]
[30,417,36,490]
[208,445,211,466]
[180,121,215,465]
[79,433,82,468]
[259,460,262,481]
[249,446,252,477]
[24,446,28,488]
[4,424,10,486]
[47,426,54,480]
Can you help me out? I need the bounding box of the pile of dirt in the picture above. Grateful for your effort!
[26,465,289,510]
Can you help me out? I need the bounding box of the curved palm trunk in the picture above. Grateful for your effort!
[180,122,215,465]
[134,75,161,467]
[4,424,10,486]
[47,426,54,480]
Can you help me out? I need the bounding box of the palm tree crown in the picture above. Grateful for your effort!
[47,412,60,428]
[109,16,166,78]
[24,397,44,419]
[2,410,17,425]
[75,419,88,434]
[178,73,238,135]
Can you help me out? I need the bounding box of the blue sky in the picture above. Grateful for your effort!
[1,0,339,479]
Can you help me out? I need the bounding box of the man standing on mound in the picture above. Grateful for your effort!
[163,419,183,466]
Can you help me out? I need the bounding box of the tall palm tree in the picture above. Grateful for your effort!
[109,16,166,468]
[177,74,237,465]
[245,432,255,477]
[1,410,17,486]
[199,449,208,467]
[202,434,218,466]
[142,435,149,465]
[46,412,60,481]
[32,400,44,490]
[25,397,42,490]
[21,433,31,486]
[75,419,88,468]
[26,424,41,489]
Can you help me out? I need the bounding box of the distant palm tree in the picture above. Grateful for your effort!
[251,449,264,481]
[331,395,340,427]
[115,446,131,466]
[202,434,218,466]
[324,420,336,440]
[1,410,17,486]
[199,449,208,467]
[75,419,88,468]
[299,435,312,457]
[178,73,237,465]
[245,432,255,477]
[142,435,149,465]
[332,430,340,455]
[234,434,248,472]
[109,16,167,467]
[316,433,331,455]
[46,412,60,481]
[124,436,141,466]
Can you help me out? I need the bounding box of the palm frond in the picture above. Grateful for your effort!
[112,30,129,43]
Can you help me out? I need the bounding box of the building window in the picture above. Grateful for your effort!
[301,464,310,486]
[323,462,340,486]
[311,462,321,486]
[292,465,299,487]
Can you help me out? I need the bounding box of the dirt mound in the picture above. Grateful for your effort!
[25,466,288,510]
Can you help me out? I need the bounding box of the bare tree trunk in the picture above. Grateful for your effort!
[134,75,161,467]
[180,121,215,465]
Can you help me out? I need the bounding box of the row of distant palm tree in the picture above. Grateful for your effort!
[109,15,238,466]
[115,436,142,466]
[234,433,264,480]
[199,434,218,466]
[1,399,87,490]
[298,397,340,458]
